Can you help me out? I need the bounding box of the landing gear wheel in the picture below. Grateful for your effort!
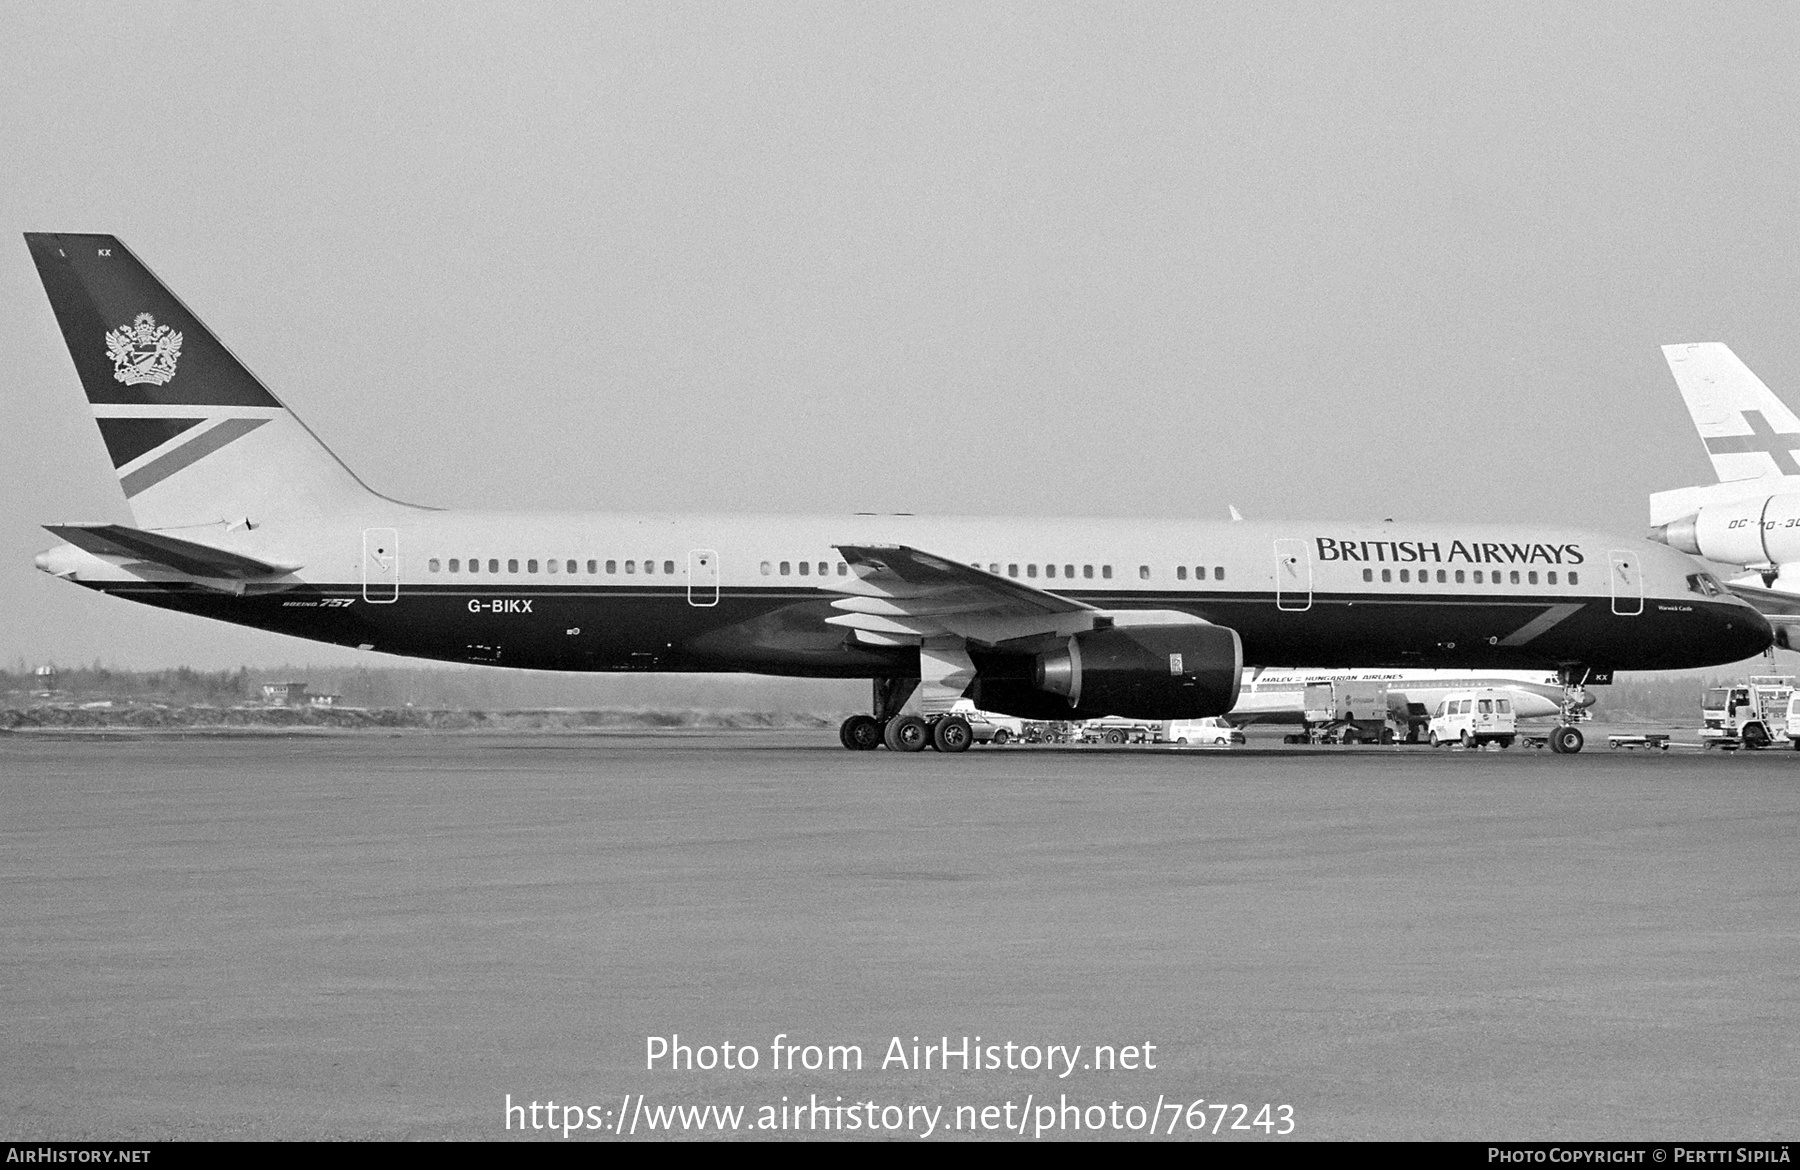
[932,716,973,753]
[1550,725,1584,754]
[840,714,882,751]
[884,715,930,752]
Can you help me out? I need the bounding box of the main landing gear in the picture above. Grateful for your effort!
[837,677,975,753]
[837,711,975,753]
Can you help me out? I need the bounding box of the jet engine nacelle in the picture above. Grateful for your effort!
[1026,623,1243,719]
[1653,493,1800,568]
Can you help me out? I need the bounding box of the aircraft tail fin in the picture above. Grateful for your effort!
[24,233,396,529]
[1661,343,1800,484]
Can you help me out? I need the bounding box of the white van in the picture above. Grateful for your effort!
[1167,717,1246,747]
[1427,689,1517,748]
[1784,692,1800,749]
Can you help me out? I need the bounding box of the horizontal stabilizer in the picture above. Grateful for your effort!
[44,524,295,579]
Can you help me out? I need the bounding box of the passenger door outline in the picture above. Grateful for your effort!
[1274,538,1312,612]
[688,549,719,607]
[362,527,399,604]
[1608,549,1643,616]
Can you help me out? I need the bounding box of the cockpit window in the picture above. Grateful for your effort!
[1686,573,1725,597]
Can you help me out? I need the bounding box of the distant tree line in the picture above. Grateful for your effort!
[4,657,1792,722]
[1,660,860,715]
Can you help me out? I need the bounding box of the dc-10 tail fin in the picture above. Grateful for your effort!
[1662,343,1800,483]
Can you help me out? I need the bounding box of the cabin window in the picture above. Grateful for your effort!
[428,558,440,572]
[1381,569,1392,582]
[545,559,557,574]
[1548,571,1557,585]
[626,560,636,574]
[1045,564,1056,579]
[798,561,810,576]
[1363,568,1373,583]
[1008,564,1019,578]
[1064,564,1074,578]
[1103,565,1113,579]
[1399,569,1410,583]
[449,558,460,573]
[528,559,539,574]
[817,562,827,576]
[760,561,771,575]
[987,563,998,574]
[507,559,518,573]
[1528,571,1538,585]
[780,561,790,575]
[1083,565,1093,579]
[665,561,675,575]
[1214,566,1224,580]
[1437,569,1447,583]
[606,560,617,574]
[1027,565,1038,578]
[486,559,497,573]
[1510,570,1521,585]
[568,560,578,574]
[1473,570,1484,584]
[468,558,480,574]
[643,560,655,575]
[838,563,847,576]
[1194,566,1207,580]
[1454,570,1464,583]
[1177,567,1188,580]
[1139,565,1150,580]
[1569,571,1579,586]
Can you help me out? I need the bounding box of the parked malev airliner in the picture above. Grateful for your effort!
[25,234,1770,754]
[1231,668,1591,724]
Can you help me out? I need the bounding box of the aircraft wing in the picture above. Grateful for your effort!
[1724,581,1800,626]
[1662,343,1800,483]
[44,524,295,579]
[825,544,1101,647]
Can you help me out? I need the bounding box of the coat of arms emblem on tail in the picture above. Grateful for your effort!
[105,312,183,386]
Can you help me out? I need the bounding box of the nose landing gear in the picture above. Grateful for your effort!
[1547,667,1596,754]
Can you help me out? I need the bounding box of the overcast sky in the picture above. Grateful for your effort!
[5,2,1800,669]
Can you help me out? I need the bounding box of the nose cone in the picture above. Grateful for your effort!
[1724,603,1776,661]
[34,551,50,573]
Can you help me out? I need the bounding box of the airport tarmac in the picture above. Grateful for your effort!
[2,729,1797,1141]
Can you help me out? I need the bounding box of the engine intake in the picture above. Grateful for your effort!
[1651,493,1800,566]
[1031,623,1242,719]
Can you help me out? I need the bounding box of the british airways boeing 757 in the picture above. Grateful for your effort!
[25,234,1768,754]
